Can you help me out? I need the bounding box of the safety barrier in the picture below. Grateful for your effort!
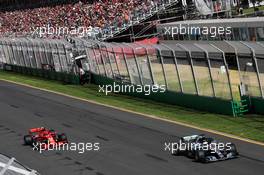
[3,64,80,85]
[231,100,249,117]
[242,96,264,115]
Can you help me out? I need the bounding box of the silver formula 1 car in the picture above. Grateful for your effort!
[172,134,239,163]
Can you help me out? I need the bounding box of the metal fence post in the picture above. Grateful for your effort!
[152,45,169,89]
[121,46,132,84]
[241,41,263,98]
[135,43,155,85]
[162,44,183,93]
[210,44,234,100]
[111,46,121,78]
[123,43,143,85]
[194,44,216,97]
[91,42,101,75]
[177,43,199,95]
[96,43,107,77]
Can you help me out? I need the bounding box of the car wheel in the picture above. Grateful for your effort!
[172,148,180,156]
[195,150,206,162]
[229,143,238,156]
[187,151,193,158]
[58,133,67,141]
[24,135,33,145]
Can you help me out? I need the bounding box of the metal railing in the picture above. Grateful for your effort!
[0,154,39,175]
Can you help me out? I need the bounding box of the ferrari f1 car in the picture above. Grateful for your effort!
[24,127,68,150]
[172,134,238,163]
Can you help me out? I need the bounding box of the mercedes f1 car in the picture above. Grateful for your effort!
[24,127,68,150]
[172,134,239,163]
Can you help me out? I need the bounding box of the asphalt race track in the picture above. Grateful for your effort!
[0,80,264,175]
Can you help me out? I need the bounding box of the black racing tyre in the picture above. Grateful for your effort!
[172,148,180,156]
[229,143,238,156]
[24,135,33,145]
[58,133,67,141]
[187,151,194,158]
[171,142,180,156]
[195,150,206,162]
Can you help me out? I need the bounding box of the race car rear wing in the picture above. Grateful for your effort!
[182,135,199,142]
[29,127,45,133]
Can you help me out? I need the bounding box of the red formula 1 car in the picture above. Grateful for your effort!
[24,127,68,150]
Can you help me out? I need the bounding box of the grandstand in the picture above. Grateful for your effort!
[0,0,243,41]
[0,0,92,11]
[0,0,175,40]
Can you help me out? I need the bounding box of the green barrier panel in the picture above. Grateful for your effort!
[72,74,80,85]
[26,68,31,75]
[18,66,22,73]
[13,65,18,72]
[43,70,49,79]
[62,73,67,83]
[15,66,19,73]
[92,74,234,116]
[15,66,18,73]
[42,70,46,78]
[242,96,264,115]
[36,69,40,77]
[50,71,56,80]
[231,100,249,117]
[13,65,17,72]
[61,72,66,82]
[41,69,45,78]
[58,72,63,82]
[56,72,62,81]
[3,65,80,85]
[29,68,33,76]
[44,70,49,79]
[25,67,29,75]
[31,68,35,76]
[30,68,34,76]
[28,68,32,76]
[22,67,27,74]
[64,74,71,84]
[38,69,43,77]
[48,71,53,80]
[12,65,16,72]
[68,74,73,84]
[3,64,13,71]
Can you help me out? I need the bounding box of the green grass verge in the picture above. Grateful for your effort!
[1,70,264,142]
[243,5,264,14]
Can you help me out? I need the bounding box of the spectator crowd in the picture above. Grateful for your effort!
[0,0,168,38]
